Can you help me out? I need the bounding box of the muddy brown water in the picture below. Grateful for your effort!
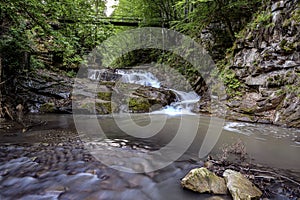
[0,114,299,199]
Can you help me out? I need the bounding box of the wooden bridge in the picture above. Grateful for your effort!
[58,16,168,27]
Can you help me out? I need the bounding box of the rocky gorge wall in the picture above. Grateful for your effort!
[221,0,300,127]
[4,0,299,129]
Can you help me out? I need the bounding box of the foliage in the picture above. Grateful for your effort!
[0,0,115,74]
[114,0,180,27]
[249,10,273,30]
[173,0,261,40]
[219,67,242,97]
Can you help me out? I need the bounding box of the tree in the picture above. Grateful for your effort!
[174,0,261,40]
[115,0,180,27]
[0,0,116,117]
[0,0,114,71]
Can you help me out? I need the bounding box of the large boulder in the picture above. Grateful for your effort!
[73,79,178,114]
[181,167,227,194]
[223,170,262,200]
[15,69,73,113]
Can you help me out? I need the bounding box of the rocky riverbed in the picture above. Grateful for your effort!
[0,115,299,200]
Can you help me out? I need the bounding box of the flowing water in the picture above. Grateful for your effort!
[0,114,299,199]
[0,70,299,199]
[88,68,201,115]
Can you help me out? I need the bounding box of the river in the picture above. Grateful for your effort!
[0,113,299,199]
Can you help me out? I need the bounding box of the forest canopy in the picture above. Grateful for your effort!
[0,0,261,77]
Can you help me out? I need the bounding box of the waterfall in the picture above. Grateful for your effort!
[87,68,200,115]
[115,70,161,88]
[115,69,200,115]
[88,69,105,81]
[156,90,200,115]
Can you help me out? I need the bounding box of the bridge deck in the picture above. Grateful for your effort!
[59,16,167,27]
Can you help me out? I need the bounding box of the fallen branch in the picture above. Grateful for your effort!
[4,106,14,120]
[22,120,47,133]
[249,168,300,186]
[210,159,300,186]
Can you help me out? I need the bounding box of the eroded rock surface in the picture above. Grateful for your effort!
[15,69,73,113]
[223,170,262,200]
[181,167,227,194]
[223,0,300,127]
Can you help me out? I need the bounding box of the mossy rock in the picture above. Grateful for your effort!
[181,167,227,194]
[100,81,115,86]
[40,103,56,113]
[97,92,112,101]
[127,97,151,113]
[80,100,117,114]
[95,102,116,114]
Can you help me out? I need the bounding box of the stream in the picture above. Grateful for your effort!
[0,69,299,199]
[0,114,299,199]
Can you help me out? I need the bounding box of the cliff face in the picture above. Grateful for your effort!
[223,0,300,127]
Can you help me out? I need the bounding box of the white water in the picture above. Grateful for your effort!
[115,70,161,88]
[88,69,200,115]
[161,90,200,115]
[87,69,105,81]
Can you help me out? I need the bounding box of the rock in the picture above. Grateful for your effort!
[181,167,227,194]
[74,79,178,114]
[271,1,285,12]
[40,103,56,113]
[219,0,300,128]
[15,69,72,113]
[127,97,152,113]
[223,170,262,200]
[206,197,227,200]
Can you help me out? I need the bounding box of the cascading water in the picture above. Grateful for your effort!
[115,70,161,88]
[88,69,105,80]
[88,69,200,115]
[116,69,201,115]
[162,90,200,115]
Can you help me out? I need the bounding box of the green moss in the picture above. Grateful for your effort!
[276,89,285,96]
[279,39,288,48]
[253,60,258,66]
[81,101,116,114]
[100,81,115,86]
[286,85,300,97]
[97,92,112,101]
[128,97,151,113]
[220,69,242,97]
[279,39,296,53]
[249,10,273,30]
[40,103,56,113]
[95,102,116,114]
[291,9,300,23]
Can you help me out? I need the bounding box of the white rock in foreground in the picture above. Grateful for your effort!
[181,167,227,194]
[223,170,262,200]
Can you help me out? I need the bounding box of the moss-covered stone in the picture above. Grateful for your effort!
[223,170,262,200]
[97,92,112,101]
[95,102,116,114]
[181,167,227,194]
[80,100,117,115]
[127,97,151,113]
[40,103,56,113]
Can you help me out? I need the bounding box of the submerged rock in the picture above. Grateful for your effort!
[223,170,262,200]
[181,167,227,194]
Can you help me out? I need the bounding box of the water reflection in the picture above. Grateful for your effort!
[0,114,299,199]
